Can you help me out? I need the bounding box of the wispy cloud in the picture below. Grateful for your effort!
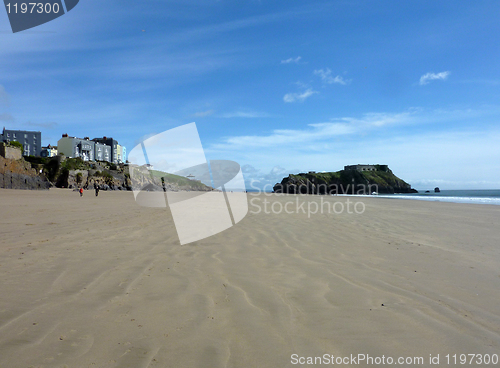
[219,110,272,118]
[283,88,318,103]
[419,71,450,85]
[192,110,215,117]
[213,111,413,149]
[281,56,302,64]
[314,68,350,85]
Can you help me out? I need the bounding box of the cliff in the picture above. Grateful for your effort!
[273,167,417,195]
[0,156,50,190]
[22,156,213,192]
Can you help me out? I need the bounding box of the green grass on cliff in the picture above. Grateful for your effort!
[294,169,410,188]
[145,169,213,190]
[361,171,410,187]
[290,171,342,183]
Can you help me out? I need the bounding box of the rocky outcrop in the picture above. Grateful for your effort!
[0,156,50,190]
[62,163,213,192]
[13,156,214,192]
[273,167,418,195]
[66,169,132,191]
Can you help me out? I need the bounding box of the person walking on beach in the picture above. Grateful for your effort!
[95,183,100,197]
[79,187,83,197]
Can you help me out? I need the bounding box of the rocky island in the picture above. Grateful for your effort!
[273,164,418,195]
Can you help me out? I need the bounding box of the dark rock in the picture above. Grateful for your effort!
[0,172,50,190]
[0,156,50,190]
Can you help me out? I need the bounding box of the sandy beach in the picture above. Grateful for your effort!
[0,188,499,367]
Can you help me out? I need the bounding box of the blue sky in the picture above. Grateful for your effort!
[1,0,500,189]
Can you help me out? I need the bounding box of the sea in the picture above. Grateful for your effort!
[375,189,500,206]
[249,188,500,205]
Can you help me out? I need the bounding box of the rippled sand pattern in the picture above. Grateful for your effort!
[0,189,499,367]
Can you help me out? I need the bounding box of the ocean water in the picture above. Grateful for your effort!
[258,188,500,205]
[376,189,500,206]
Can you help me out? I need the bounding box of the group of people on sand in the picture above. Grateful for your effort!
[79,183,100,197]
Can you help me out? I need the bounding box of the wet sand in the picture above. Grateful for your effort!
[0,188,499,367]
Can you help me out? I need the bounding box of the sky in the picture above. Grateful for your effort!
[1,0,500,190]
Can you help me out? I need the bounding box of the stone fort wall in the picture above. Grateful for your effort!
[0,143,22,160]
[344,164,388,172]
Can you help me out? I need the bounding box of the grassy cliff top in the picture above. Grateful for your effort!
[290,169,411,186]
[147,169,213,190]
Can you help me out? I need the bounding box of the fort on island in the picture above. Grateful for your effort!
[344,164,389,172]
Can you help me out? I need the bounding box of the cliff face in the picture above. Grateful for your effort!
[56,164,214,192]
[65,168,132,191]
[273,168,417,195]
[1,156,215,192]
[0,156,50,190]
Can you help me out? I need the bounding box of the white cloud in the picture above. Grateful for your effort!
[281,56,301,64]
[283,88,318,103]
[419,71,450,85]
[216,123,352,148]
[314,68,350,85]
[212,111,414,150]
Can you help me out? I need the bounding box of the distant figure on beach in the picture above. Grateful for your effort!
[79,187,83,197]
[95,183,100,197]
